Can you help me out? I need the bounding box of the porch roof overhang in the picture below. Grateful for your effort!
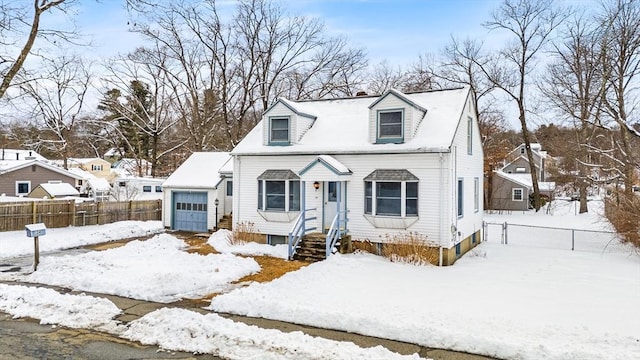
[298,155,352,181]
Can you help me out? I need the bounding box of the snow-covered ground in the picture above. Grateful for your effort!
[0,220,163,258]
[0,201,638,359]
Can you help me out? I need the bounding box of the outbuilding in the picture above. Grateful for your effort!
[162,152,232,232]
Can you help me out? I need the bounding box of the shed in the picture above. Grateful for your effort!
[28,182,80,199]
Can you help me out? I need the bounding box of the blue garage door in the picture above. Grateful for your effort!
[173,192,208,232]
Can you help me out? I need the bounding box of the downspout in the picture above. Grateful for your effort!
[439,152,444,266]
[235,156,240,227]
[452,146,457,246]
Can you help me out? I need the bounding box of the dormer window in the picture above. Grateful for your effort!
[269,117,290,145]
[376,109,404,143]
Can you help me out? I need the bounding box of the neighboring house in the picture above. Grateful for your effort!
[501,143,550,181]
[28,182,80,199]
[0,149,46,161]
[162,152,232,232]
[491,143,556,211]
[111,158,152,177]
[112,177,164,201]
[86,177,112,202]
[491,172,556,211]
[67,157,116,182]
[230,86,484,265]
[103,147,124,162]
[0,160,84,197]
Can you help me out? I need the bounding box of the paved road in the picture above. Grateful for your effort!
[0,312,221,360]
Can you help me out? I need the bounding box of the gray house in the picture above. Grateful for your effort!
[0,160,83,197]
[490,143,556,211]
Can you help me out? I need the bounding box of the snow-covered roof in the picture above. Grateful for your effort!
[37,182,80,196]
[87,178,112,191]
[163,152,231,189]
[0,148,46,161]
[0,160,84,179]
[496,171,556,192]
[232,87,470,155]
[68,157,110,165]
[67,167,96,179]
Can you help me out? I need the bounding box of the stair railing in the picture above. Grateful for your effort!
[325,210,348,258]
[288,208,317,260]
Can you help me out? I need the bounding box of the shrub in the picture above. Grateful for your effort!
[231,221,262,245]
[351,239,378,254]
[605,192,640,248]
[381,232,440,266]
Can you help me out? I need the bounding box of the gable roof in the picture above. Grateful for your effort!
[367,88,428,112]
[299,155,352,176]
[162,152,231,189]
[0,160,84,180]
[232,86,470,156]
[36,182,80,196]
[87,178,112,191]
[495,171,556,192]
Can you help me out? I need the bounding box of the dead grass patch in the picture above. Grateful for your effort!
[236,256,307,283]
[382,232,439,266]
[182,236,218,255]
[352,239,378,254]
[232,221,264,244]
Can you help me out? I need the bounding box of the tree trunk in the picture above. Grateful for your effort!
[519,108,542,211]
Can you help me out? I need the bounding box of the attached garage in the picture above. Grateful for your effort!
[162,152,232,232]
[172,192,208,232]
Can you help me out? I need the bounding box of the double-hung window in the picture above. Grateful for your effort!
[474,177,479,212]
[457,178,464,218]
[257,170,300,212]
[269,117,290,145]
[376,110,404,143]
[364,170,418,217]
[512,188,524,201]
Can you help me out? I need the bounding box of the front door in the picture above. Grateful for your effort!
[323,181,337,232]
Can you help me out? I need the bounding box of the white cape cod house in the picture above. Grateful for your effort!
[231,86,483,265]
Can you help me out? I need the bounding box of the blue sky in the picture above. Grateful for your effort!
[72,0,503,66]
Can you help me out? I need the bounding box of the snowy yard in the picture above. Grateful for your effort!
[0,201,638,359]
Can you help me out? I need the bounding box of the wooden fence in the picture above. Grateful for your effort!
[0,199,162,232]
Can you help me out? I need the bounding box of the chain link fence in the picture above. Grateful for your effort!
[483,221,621,253]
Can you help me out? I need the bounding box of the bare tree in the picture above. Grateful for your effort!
[366,60,409,94]
[541,13,604,213]
[129,0,367,151]
[477,0,567,211]
[599,0,640,196]
[18,54,92,168]
[438,37,511,209]
[0,0,71,100]
[99,49,182,177]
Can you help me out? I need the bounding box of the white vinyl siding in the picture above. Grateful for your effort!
[233,153,449,245]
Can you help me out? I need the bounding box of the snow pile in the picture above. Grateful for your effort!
[25,233,260,303]
[0,220,164,258]
[208,229,288,259]
[122,307,423,360]
[0,284,120,330]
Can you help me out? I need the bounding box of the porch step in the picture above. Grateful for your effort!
[217,214,233,231]
[292,232,339,263]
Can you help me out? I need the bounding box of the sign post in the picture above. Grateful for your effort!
[25,223,46,271]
